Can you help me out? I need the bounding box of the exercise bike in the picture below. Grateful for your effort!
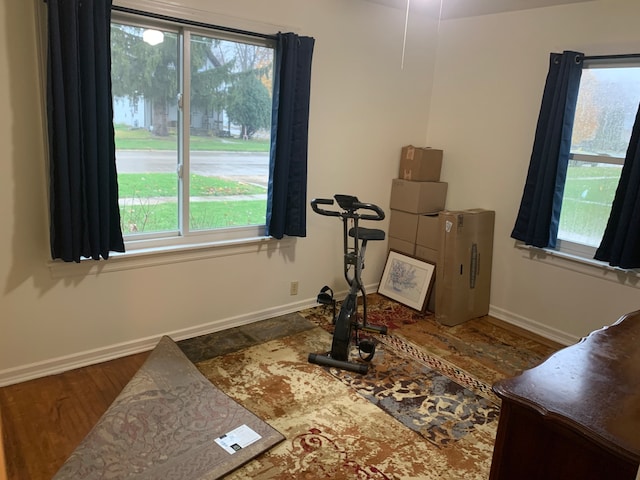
[308,194,388,374]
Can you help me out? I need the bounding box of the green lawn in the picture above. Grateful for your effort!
[115,124,270,152]
[120,199,267,234]
[559,164,621,244]
[562,165,620,203]
[118,173,266,198]
[115,125,269,234]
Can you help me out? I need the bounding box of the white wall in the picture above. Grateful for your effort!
[0,0,438,384]
[427,0,640,342]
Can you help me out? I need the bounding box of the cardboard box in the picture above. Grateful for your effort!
[390,179,447,214]
[416,214,440,250]
[415,245,437,264]
[389,210,419,243]
[415,245,438,312]
[399,146,443,182]
[435,209,495,326]
[388,237,415,257]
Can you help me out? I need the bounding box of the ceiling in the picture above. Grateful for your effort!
[365,0,596,19]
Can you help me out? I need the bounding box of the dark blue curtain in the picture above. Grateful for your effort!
[266,33,315,239]
[511,51,583,248]
[594,104,640,268]
[47,0,124,262]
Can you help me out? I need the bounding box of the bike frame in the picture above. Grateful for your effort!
[308,195,387,374]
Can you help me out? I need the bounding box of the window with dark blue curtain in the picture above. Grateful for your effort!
[46,0,125,262]
[45,2,314,261]
[511,51,584,249]
[266,33,315,239]
[513,50,640,269]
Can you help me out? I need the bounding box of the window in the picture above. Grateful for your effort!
[557,60,640,257]
[111,13,274,249]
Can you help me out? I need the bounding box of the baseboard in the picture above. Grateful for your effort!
[0,297,318,388]
[488,305,578,347]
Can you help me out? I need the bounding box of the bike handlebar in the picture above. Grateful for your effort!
[311,196,385,221]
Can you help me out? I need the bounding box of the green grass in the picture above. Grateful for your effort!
[559,164,622,244]
[113,122,271,235]
[118,173,266,198]
[115,124,270,152]
[119,199,267,234]
[118,172,267,234]
[562,165,621,203]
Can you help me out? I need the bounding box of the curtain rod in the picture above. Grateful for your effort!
[583,53,640,61]
[112,5,279,41]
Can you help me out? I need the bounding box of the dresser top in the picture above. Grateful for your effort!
[493,310,640,463]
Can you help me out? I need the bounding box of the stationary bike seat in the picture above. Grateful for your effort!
[349,227,385,241]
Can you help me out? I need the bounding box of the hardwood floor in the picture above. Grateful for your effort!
[1,413,7,480]
[0,310,562,480]
[0,352,148,480]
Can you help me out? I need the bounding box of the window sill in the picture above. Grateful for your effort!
[515,242,640,288]
[48,236,295,278]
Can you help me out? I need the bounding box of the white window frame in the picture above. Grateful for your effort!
[111,10,275,254]
[555,58,640,263]
[556,153,625,259]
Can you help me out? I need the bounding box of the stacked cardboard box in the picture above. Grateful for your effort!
[411,213,438,311]
[387,146,495,324]
[388,145,447,252]
[388,146,447,310]
[398,145,443,182]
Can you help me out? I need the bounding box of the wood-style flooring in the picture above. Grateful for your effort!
[0,352,149,480]
[0,311,561,480]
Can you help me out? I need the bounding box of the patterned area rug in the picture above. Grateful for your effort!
[190,294,558,478]
[52,336,284,480]
[330,337,500,447]
[195,323,499,479]
[301,293,556,388]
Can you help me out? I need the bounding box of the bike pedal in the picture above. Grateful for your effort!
[359,339,376,362]
[359,340,375,354]
[317,285,335,306]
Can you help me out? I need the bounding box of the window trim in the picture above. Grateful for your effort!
[112,4,278,42]
[48,235,295,278]
[515,241,640,287]
[555,237,597,258]
[113,0,293,40]
[569,153,625,167]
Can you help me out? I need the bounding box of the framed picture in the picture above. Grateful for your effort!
[378,250,435,312]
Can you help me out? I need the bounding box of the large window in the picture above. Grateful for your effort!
[111,13,274,247]
[557,61,640,257]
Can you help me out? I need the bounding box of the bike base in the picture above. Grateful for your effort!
[358,323,387,335]
[308,353,369,374]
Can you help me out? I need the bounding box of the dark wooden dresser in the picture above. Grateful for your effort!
[489,310,640,480]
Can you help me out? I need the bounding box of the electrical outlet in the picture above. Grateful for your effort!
[290,281,299,296]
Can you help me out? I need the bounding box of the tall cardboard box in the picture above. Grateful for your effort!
[399,146,443,181]
[435,209,495,326]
